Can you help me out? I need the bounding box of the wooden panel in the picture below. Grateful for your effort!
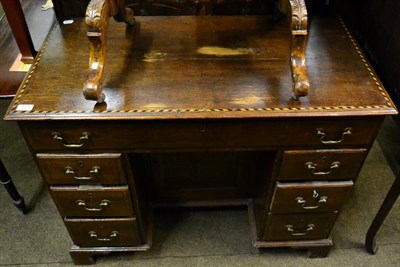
[278,149,368,181]
[50,186,134,217]
[65,218,142,247]
[36,153,127,184]
[21,116,380,152]
[146,151,274,203]
[270,181,353,213]
[263,213,337,241]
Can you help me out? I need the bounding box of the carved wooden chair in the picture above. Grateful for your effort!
[83,0,309,103]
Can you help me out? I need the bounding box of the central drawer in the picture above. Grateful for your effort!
[50,186,135,217]
[21,117,381,151]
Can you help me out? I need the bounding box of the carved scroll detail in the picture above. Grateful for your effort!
[84,0,135,103]
[288,0,310,99]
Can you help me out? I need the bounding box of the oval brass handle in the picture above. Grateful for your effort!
[64,166,100,180]
[296,196,328,209]
[88,231,118,241]
[305,161,340,175]
[315,127,352,144]
[52,132,89,148]
[76,199,111,211]
[285,224,315,236]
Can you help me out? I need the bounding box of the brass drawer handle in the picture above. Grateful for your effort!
[305,161,340,175]
[285,224,315,236]
[64,166,101,180]
[52,132,89,148]
[315,127,352,144]
[88,230,118,242]
[76,199,111,212]
[295,195,328,210]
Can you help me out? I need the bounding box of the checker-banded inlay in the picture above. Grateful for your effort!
[10,18,394,116]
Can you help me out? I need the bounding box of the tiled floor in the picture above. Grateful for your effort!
[0,98,399,266]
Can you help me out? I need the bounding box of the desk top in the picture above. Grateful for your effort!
[5,16,397,120]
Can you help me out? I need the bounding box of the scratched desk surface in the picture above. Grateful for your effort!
[5,16,396,120]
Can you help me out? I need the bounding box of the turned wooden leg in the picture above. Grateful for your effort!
[365,174,400,254]
[288,0,310,99]
[0,159,27,213]
[308,244,332,258]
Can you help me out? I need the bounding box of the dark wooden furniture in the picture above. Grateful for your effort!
[0,0,54,97]
[365,172,400,254]
[5,15,397,264]
[335,0,400,109]
[0,159,27,213]
[0,0,36,63]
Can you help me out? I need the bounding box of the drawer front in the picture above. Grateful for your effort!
[263,213,337,241]
[270,181,353,214]
[278,149,367,181]
[65,218,142,247]
[50,186,134,217]
[37,153,126,185]
[21,117,381,151]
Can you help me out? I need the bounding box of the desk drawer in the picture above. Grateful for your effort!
[50,186,134,217]
[21,117,380,151]
[278,149,367,181]
[65,218,142,247]
[37,154,126,185]
[270,181,353,214]
[263,213,337,241]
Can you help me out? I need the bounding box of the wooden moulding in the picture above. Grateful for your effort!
[82,0,310,103]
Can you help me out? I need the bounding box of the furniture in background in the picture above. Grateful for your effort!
[335,0,400,109]
[333,0,400,255]
[0,0,36,63]
[366,172,400,254]
[0,0,32,214]
[5,14,396,264]
[0,159,27,213]
[0,0,54,97]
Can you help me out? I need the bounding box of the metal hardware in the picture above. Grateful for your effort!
[295,195,328,209]
[285,224,315,236]
[52,132,89,148]
[305,161,340,175]
[88,231,118,241]
[315,127,352,144]
[64,166,100,180]
[76,199,111,211]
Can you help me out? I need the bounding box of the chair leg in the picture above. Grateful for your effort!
[0,159,27,213]
[0,0,37,63]
[365,173,400,254]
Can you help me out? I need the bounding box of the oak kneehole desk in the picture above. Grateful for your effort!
[5,16,397,265]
